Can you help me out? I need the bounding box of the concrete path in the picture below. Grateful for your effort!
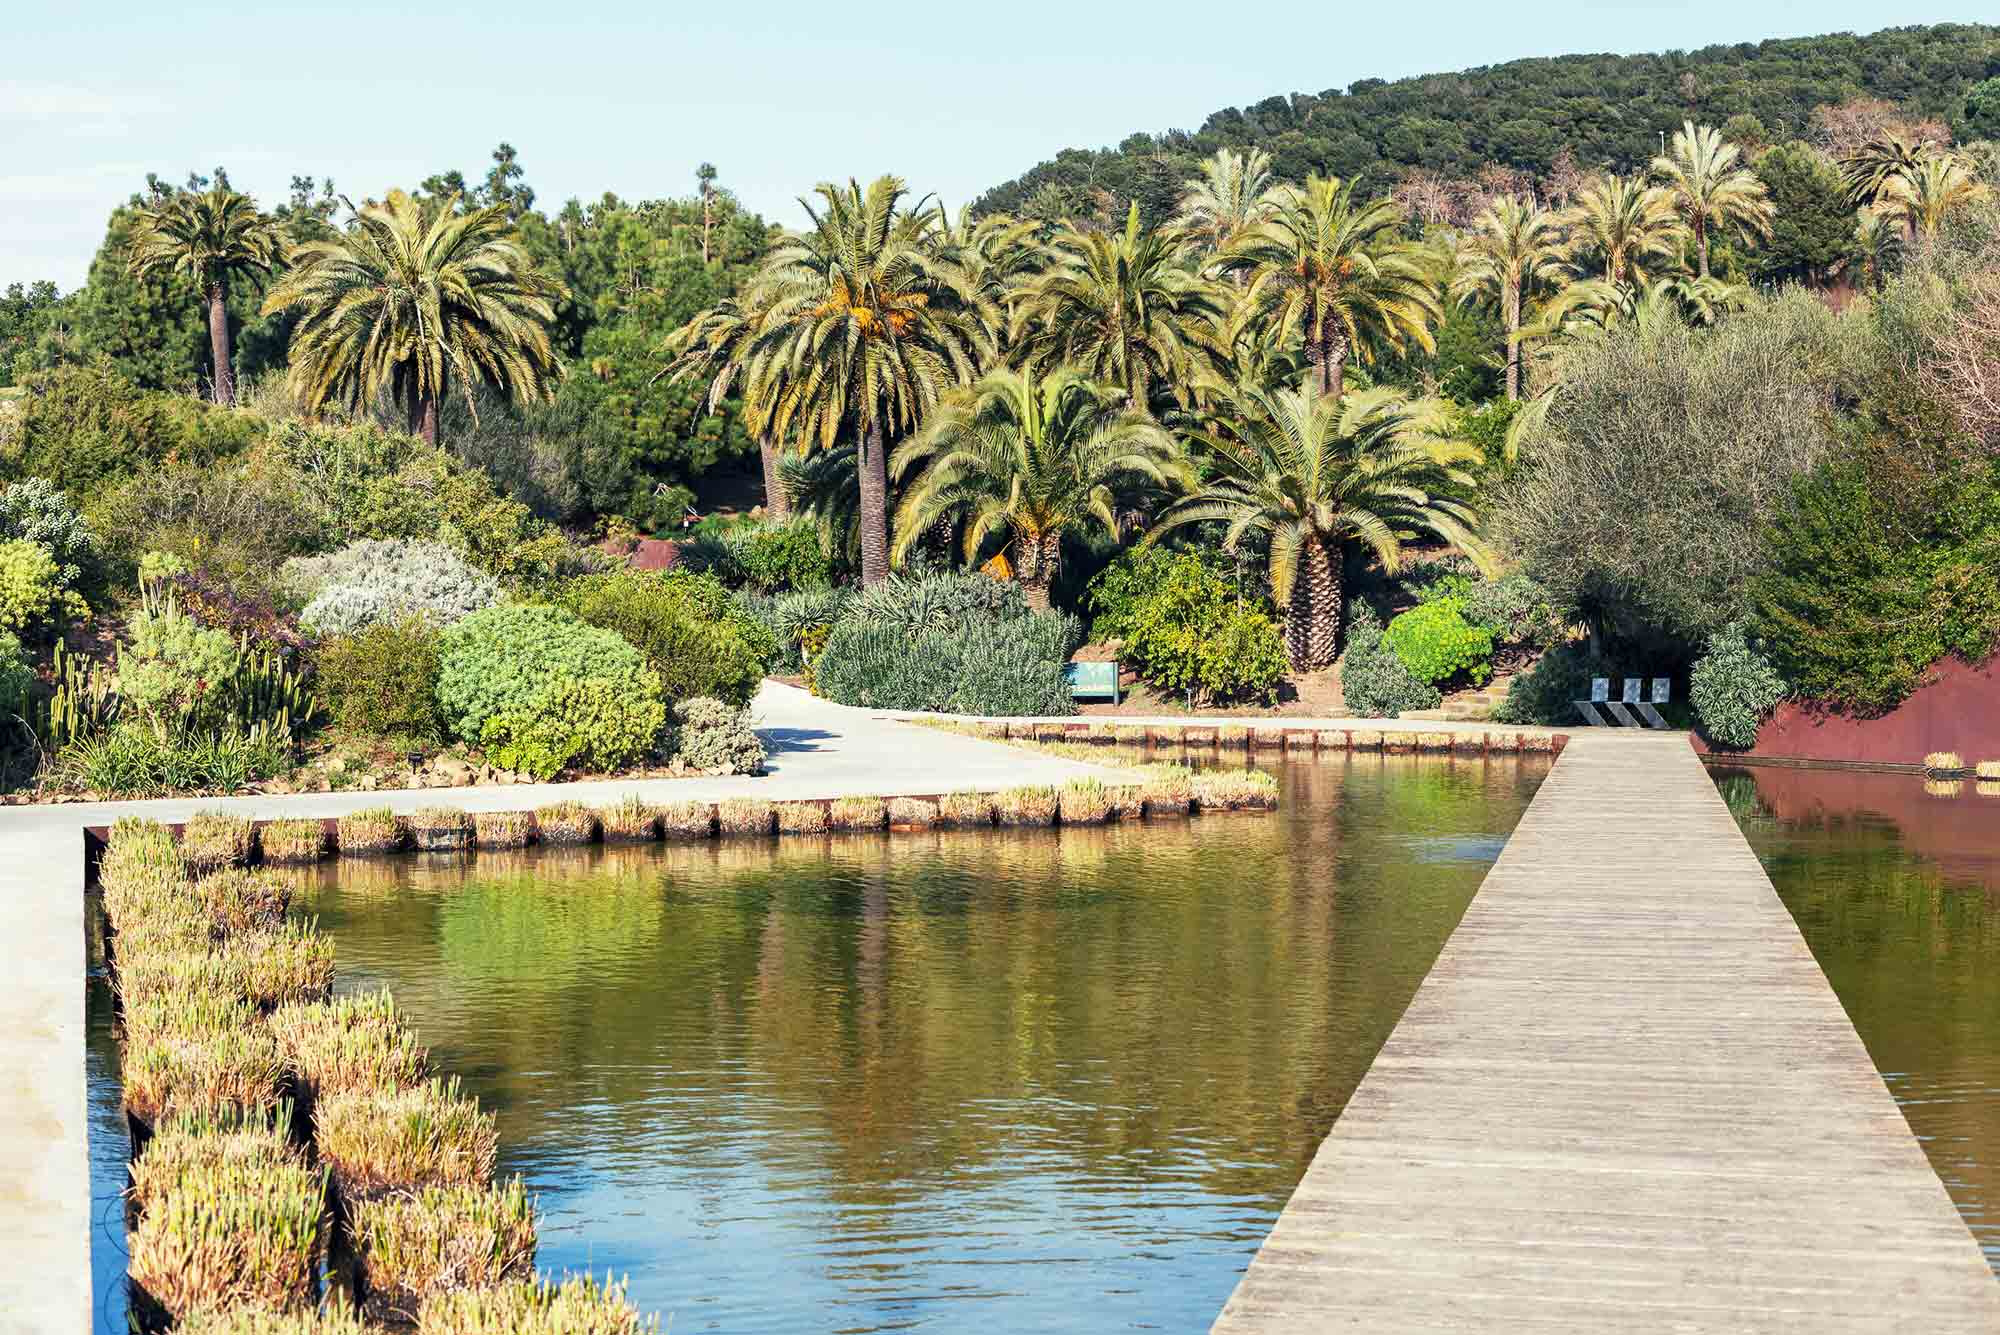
[0,682,1126,1335]
[1211,730,2000,1333]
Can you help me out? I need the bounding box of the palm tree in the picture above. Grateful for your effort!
[1015,203,1226,414]
[1839,133,1927,211]
[1175,147,1280,267]
[126,183,283,405]
[262,190,562,444]
[936,206,1046,356]
[890,368,1187,608]
[1224,176,1441,399]
[663,287,794,519]
[1451,195,1572,400]
[1149,382,1489,671]
[1564,175,1685,289]
[1878,154,1990,238]
[1650,120,1775,277]
[748,176,991,584]
[1852,208,1904,291]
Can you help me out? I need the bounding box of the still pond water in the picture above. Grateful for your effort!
[1716,766,2000,1274]
[88,754,1547,1333]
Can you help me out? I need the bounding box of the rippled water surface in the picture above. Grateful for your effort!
[89,754,1552,1332]
[1718,766,2000,1273]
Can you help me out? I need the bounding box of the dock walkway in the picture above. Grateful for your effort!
[1213,730,2000,1333]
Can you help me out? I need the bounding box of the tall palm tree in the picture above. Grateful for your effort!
[1451,195,1573,400]
[1650,120,1775,277]
[663,283,794,519]
[1015,203,1226,414]
[1149,382,1489,671]
[1878,154,1990,238]
[1224,176,1441,399]
[748,176,991,584]
[262,190,562,444]
[1175,147,1280,267]
[890,368,1187,607]
[1564,175,1685,289]
[126,183,283,405]
[936,206,1046,357]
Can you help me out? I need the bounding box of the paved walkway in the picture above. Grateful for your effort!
[1211,730,2000,1333]
[0,682,1127,1335]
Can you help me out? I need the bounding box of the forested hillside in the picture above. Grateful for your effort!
[978,23,2000,223]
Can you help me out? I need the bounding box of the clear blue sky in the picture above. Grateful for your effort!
[2,2,1990,289]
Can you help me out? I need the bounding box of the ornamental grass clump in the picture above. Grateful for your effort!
[534,802,597,846]
[995,786,1059,828]
[258,819,326,866]
[716,797,774,836]
[1058,779,1112,825]
[182,811,255,874]
[122,1024,286,1129]
[828,796,886,832]
[472,811,532,850]
[775,801,828,835]
[938,791,994,827]
[177,1304,371,1335]
[268,991,428,1105]
[598,796,659,842]
[416,1274,656,1334]
[1925,778,1966,798]
[127,1106,300,1217]
[1925,751,1967,775]
[126,1144,329,1322]
[351,1178,537,1324]
[122,991,261,1050]
[313,1078,497,1202]
[104,817,185,884]
[659,800,715,839]
[1193,769,1280,812]
[1978,760,2000,781]
[200,868,293,935]
[887,797,937,829]
[409,807,473,853]
[1139,766,1194,817]
[118,923,335,1011]
[337,807,403,855]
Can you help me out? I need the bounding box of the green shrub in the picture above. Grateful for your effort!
[1456,572,1568,649]
[672,697,765,774]
[842,568,1028,633]
[1340,604,1441,718]
[117,606,241,728]
[0,478,97,592]
[1382,598,1494,685]
[1753,451,2000,715]
[686,518,833,592]
[1116,552,1287,705]
[0,631,31,722]
[480,673,666,779]
[813,612,1078,716]
[558,569,767,707]
[317,618,445,743]
[435,604,661,744]
[1689,623,1788,749]
[0,537,69,635]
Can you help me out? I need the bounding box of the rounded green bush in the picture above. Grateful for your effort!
[316,618,445,744]
[1110,551,1287,705]
[435,605,666,769]
[1382,598,1494,685]
[1690,623,1787,750]
[1340,604,1441,718]
[558,570,768,707]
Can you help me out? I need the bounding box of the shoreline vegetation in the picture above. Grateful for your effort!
[96,816,658,1332]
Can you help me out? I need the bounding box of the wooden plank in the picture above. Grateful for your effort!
[1212,732,2000,1333]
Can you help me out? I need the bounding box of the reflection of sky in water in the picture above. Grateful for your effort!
[1402,834,1510,864]
[89,753,1550,1334]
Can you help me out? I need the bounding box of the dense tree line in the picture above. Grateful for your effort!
[976,24,2000,227]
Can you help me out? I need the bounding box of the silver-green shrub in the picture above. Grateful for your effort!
[672,696,766,774]
[286,540,499,637]
[1689,623,1787,750]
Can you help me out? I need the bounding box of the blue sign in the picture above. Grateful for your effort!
[1064,661,1120,703]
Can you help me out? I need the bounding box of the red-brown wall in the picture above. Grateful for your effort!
[1692,655,2000,768]
[1719,764,2000,892]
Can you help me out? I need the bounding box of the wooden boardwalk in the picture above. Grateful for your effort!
[1213,731,2000,1333]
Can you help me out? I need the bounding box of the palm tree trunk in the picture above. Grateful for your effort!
[1018,530,1058,611]
[1697,218,1711,278]
[1503,284,1521,402]
[858,417,890,586]
[206,282,234,406]
[413,395,439,446]
[759,435,790,522]
[1285,536,1341,672]
[1325,331,1350,399]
